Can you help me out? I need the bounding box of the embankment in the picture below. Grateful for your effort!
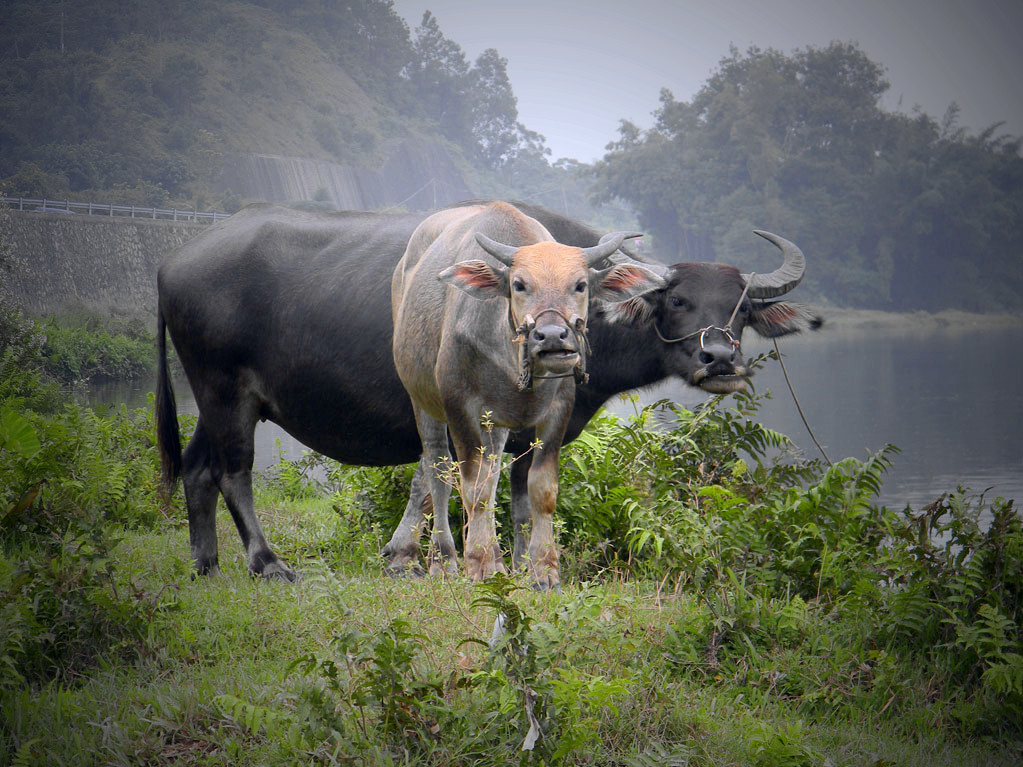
[0,210,204,316]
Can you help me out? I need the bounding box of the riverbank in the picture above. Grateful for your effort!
[819,307,1023,333]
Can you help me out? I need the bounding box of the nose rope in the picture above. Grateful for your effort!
[653,273,755,350]
[511,307,590,391]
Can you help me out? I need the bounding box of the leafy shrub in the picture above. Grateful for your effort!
[876,491,1023,735]
[40,315,155,383]
[0,311,178,701]
[230,574,635,763]
[544,371,1022,738]
[556,380,812,580]
[0,305,62,411]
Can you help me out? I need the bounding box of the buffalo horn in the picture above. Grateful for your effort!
[582,232,640,267]
[601,232,669,278]
[475,232,520,266]
[742,230,806,299]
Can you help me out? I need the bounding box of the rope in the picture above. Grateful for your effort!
[645,272,832,466]
[653,275,752,346]
[511,308,590,390]
[724,276,753,332]
[772,337,833,467]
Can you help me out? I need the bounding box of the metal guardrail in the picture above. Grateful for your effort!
[1,196,230,223]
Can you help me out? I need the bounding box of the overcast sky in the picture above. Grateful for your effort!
[391,0,1023,163]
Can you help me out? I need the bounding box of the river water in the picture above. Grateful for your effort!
[610,318,1023,510]
[95,319,1023,511]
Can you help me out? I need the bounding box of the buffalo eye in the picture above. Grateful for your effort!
[670,295,688,309]
[575,280,586,293]
[512,279,526,293]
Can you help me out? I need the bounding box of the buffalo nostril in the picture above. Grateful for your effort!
[533,324,567,345]
[700,345,736,367]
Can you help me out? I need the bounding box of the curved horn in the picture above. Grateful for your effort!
[582,231,641,267]
[600,232,670,278]
[474,232,519,266]
[742,230,806,298]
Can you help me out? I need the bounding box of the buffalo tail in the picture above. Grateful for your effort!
[155,311,182,491]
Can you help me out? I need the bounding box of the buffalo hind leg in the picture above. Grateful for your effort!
[218,467,295,581]
[195,392,295,582]
[509,454,533,570]
[182,420,221,576]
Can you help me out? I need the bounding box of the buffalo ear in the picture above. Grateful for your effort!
[438,259,509,300]
[591,264,666,304]
[598,293,657,325]
[591,264,665,324]
[748,301,823,338]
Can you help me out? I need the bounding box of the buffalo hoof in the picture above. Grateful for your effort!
[250,551,297,582]
[382,540,427,577]
[466,546,507,582]
[381,539,415,561]
[427,556,459,578]
[530,571,562,593]
[192,558,222,579]
[257,563,298,582]
[385,559,427,578]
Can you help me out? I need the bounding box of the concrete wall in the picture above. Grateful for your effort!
[0,210,205,316]
[0,139,476,317]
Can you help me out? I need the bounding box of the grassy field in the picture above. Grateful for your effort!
[2,311,1021,764]
[4,484,1020,767]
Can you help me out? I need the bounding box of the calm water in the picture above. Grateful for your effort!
[609,321,1023,510]
[96,322,1023,510]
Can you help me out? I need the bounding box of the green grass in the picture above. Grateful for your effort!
[4,493,1019,766]
[2,326,1020,765]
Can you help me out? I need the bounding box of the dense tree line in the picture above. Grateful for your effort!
[593,44,1023,312]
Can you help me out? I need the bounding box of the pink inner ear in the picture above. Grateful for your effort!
[455,263,498,289]
[611,296,648,321]
[762,303,797,323]
[602,265,647,293]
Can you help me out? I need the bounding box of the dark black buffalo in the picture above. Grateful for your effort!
[156,201,819,580]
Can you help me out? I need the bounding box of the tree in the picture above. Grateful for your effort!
[593,42,1023,311]
[154,52,206,117]
[406,11,472,146]
[468,48,521,168]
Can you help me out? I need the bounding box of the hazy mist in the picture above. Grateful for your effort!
[392,0,1023,162]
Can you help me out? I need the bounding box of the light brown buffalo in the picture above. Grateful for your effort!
[391,202,664,588]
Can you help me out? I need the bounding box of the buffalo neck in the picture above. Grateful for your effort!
[565,312,668,436]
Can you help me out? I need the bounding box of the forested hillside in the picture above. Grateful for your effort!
[595,45,1023,312]
[0,0,560,212]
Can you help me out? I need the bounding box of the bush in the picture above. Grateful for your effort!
[39,313,156,383]
[0,308,178,702]
[542,370,1022,738]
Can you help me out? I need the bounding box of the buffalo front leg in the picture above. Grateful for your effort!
[509,453,533,570]
[412,411,459,577]
[525,444,562,591]
[453,425,509,582]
